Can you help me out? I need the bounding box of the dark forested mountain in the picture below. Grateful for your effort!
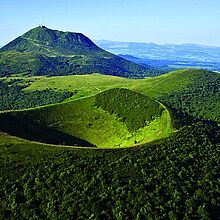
[0,26,159,78]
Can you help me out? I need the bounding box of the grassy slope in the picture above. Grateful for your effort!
[23,69,193,97]
[0,68,218,147]
[0,132,26,144]
[20,69,219,122]
[0,90,172,148]
[22,74,132,100]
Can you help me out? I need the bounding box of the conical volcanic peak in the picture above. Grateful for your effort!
[22,26,98,48]
[0,26,153,78]
[1,26,100,55]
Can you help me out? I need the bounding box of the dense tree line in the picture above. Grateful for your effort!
[0,80,73,110]
[160,71,220,123]
[0,51,159,78]
[95,88,164,131]
[0,119,219,219]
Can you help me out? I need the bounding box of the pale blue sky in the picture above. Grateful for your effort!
[1,0,220,46]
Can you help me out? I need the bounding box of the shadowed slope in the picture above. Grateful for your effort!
[0,89,172,148]
[0,113,95,147]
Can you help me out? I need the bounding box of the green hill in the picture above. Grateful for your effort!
[95,88,165,131]
[158,69,220,123]
[1,68,218,123]
[0,89,172,148]
[0,26,158,78]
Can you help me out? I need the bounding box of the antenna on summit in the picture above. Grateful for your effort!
[39,17,43,27]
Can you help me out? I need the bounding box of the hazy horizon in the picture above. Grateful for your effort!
[2,32,220,49]
[93,39,220,48]
[1,0,220,47]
